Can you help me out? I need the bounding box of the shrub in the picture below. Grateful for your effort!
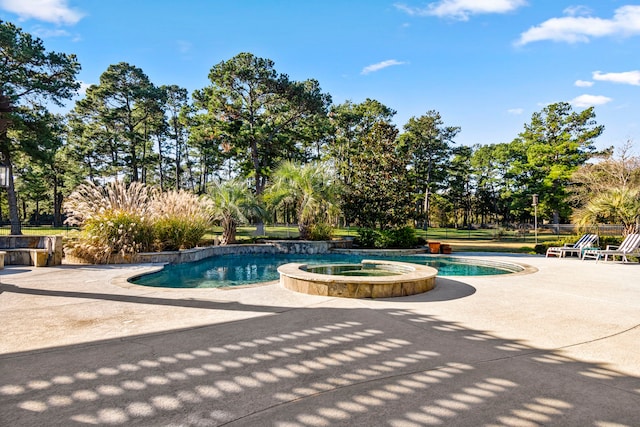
[63,182,212,262]
[308,222,334,241]
[384,226,418,248]
[63,181,156,263]
[355,228,379,248]
[356,226,418,249]
[64,210,155,263]
[599,235,622,248]
[534,243,553,255]
[534,235,619,255]
[152,190,212,250]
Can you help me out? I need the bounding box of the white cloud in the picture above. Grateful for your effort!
[516,5,640,46]
[507,108,523,115]
[77,81,92,97]
[563,6,592,17]
[176,40,193,54]
[361,59,406,75]
[0,0,83,25]
[31,26,70,38]
[570,94,613,107]
[593,70,640,86]
[395,0,527,21]
[574,80,594,87]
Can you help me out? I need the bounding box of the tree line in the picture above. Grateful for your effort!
[3,20,636,237]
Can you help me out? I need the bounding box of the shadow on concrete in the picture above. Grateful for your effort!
[1,302,638,426]
[0,276,476,313]
[0,283,285,313]
[389,278,476,302]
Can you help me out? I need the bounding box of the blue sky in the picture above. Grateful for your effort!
[1,0,639,151]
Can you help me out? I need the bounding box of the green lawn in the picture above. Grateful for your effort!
[207,225,577,254]
[6,224,583,254]
[0,226,76,236]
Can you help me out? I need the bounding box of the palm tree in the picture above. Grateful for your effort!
[573,188,640,236]
[265,161,339,240]
[572,144,640,236]
[208,179,263,245]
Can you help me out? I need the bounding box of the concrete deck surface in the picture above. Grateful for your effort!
[0,254,638,426]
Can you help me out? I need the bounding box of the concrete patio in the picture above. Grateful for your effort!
[0,254,638,426]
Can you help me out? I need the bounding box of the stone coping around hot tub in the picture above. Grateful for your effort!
[278,259,437,298]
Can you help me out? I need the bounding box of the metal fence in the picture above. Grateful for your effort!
[535,224,625,236]
[0,222,627,239]
[421,223,626,243]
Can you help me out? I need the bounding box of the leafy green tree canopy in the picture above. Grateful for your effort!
[517,102,605,223]
[71,62,162,182]
[328,99,395,185]
[194,53,332,195]
[0,20,80,105]
[0,20,80,234]
[399,110,460,226]
[341,121,412,229]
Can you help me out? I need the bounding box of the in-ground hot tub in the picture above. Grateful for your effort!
[277,259,437,298]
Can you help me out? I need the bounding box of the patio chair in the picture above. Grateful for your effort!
[545,234,599,258]
[582,234,640,263]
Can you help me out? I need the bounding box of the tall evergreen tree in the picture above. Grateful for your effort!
[446,146,473,227]
[328,99,396,187]
[70,62,162,183]
[341,122,412,229]
[400,110,459,228]
[194,53,332,196]
[517,102,604,224]
[158,85,191,190]
[0,20,80,234]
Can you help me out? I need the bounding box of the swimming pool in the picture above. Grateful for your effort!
[129,253,523,289]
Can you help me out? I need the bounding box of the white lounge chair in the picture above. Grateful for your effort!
[546,234,599,258]
[582,234,640,263]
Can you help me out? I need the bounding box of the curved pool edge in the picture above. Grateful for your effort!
[113,255,538,291]
[434,256,538,277]
[110,263,169,290]
[111,263,281,292]
[278,260,438,298]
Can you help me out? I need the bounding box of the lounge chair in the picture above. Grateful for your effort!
[582,234,640,263]
[546,234,599,258]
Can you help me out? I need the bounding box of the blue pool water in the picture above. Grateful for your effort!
[130,253,521,289]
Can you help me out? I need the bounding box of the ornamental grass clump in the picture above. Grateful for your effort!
[64,182,214,262]
[64,181,156,263]
[151,190,213,251]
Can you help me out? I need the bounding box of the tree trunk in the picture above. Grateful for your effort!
[298,221,311,240]
[174,121,182,190]
[53,190,63,227]
[250,136,266,236]
[130,134,139,182]
[5,154,21,235]
[423,185,430,229]
[0,97,20,234]
[157,135,164,190]
[220,218,236,245]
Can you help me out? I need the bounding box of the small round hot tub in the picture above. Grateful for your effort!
[278,260,437,298]
[305,263,404,277]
